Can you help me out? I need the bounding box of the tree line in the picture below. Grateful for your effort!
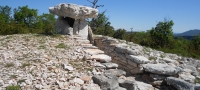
[0,5,56,35]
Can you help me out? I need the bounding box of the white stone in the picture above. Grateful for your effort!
[49,3,98,19]
[162,58,177,63]
[143,64,183,75]
[63,64,74,71]
[126,55,149,64]
[84,49,104,55]
[179,72,196,83]
[91,54,112,63]
[73,77,84,85]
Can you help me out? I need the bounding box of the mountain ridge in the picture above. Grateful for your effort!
[175,29,200,36]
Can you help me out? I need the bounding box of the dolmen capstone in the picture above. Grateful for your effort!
[49,3,98,39]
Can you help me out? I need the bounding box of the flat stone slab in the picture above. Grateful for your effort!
[76,40,90,44]
[143,64,183,75]
[84,49,104,55]
[126,55,149,64]
[102,62,118,69]
[165,77,195,90]
[104,69,126,77]
[49,3,98,19]
[91,54,111,63]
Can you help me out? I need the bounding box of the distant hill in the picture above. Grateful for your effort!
[175,29,200,36]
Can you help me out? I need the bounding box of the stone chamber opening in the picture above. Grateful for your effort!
[63,17,75,27]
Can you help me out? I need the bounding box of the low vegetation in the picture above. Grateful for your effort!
[55,43,69,49]
[5,62,14,68]
[6,85,20,90]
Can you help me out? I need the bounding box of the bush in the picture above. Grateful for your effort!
[6,85,20,90]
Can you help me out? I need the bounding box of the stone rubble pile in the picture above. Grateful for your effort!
[0,34,101,90]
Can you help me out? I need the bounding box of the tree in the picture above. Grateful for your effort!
[113,29,127,40]
[37,13,56,34]
[13,5,38,28]
[191,36,200,55]
[149,19,175,48]
[0,5,12,23]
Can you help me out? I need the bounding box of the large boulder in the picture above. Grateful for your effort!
[143,64,183,75]
[49,3,98,19]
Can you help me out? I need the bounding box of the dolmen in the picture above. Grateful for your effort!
[49,3,98,39]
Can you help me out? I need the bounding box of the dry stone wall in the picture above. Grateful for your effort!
[94,35,148,75]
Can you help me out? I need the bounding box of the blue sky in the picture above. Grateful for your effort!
[1,0,200,33]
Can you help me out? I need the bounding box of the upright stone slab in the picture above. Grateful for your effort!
[73,19,88,39]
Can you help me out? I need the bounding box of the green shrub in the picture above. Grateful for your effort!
[6,85,20,90]
[5,62,14,68]
[55,43,68,48]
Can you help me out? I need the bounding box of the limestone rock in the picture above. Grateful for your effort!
[73,19,88,38]
[91,54,111,62]
[73,77,84,85]
[180,64,199,76]
[49,3,98,19]
[82,84,101,90]
[88,26,94,44]
[195,85,200,90]
[102,62,118,69]
[179,72,196,83]
[92,74,119,90]
[104,69,126,77]
[63,64,74,71]
[84,49,104,55]
[143,64,183,75]
[126,55,149,64]
[120,80,155,90]
[165,77,195,90]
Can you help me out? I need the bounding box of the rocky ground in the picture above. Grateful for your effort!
[0,34,102,90]
[0,34,200,90]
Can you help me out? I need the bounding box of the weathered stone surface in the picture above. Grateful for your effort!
[104,69,126,77]
[102,62,118,69]
[63,64,74,71]
[143,64,183,75]
[195,85,200,90]
[88,26,94,44]
[84,49,104,55]
[179,72,195,83]
[49,3,98,19]
[120,80,155,90]
[92,74,119,90]
[162,58,177,63]
[180,64,199,76]
[73,19,88,38]
[82,84,101,90]
[130,65,144,74]
[126,55,149,64]
[165,77,195,90]
[91,54,111,62]
[73,77,84,85]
